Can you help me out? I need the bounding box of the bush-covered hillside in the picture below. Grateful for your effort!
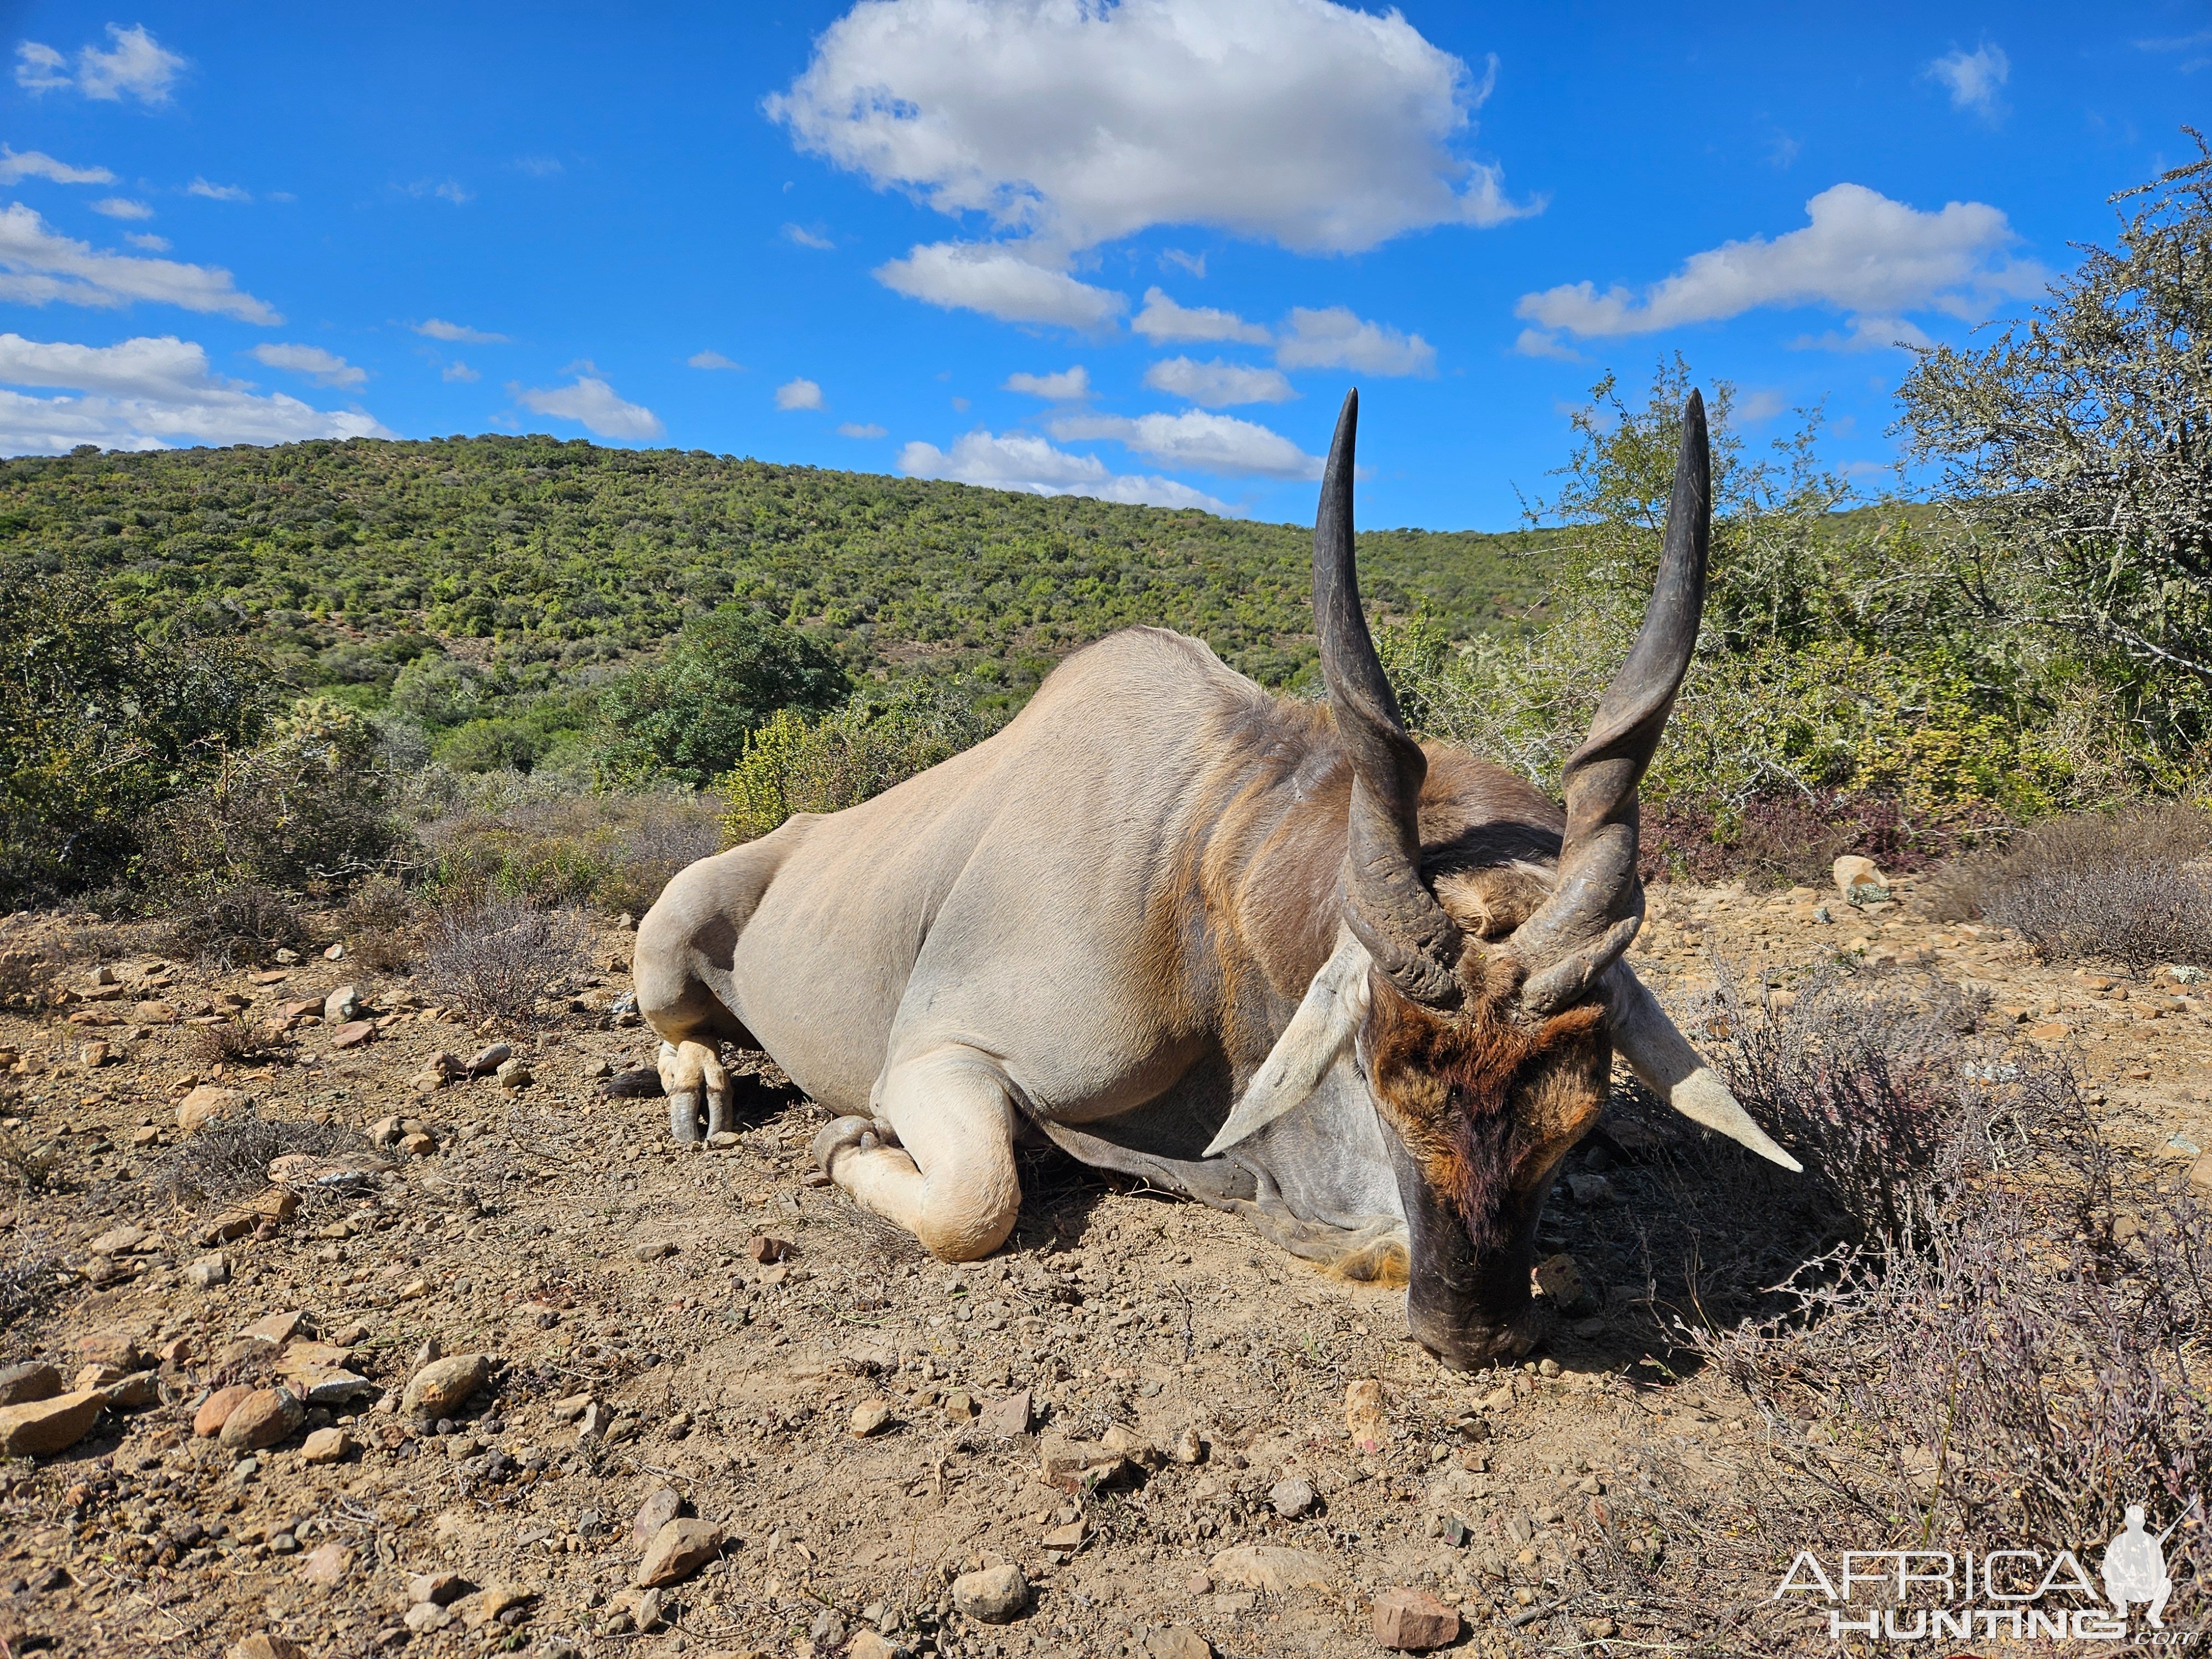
[0,436,1558,698]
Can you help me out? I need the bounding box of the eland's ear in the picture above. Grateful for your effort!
[1603,962,1802,1172]
[1203,932,1371,1157]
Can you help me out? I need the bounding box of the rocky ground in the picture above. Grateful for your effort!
[0,873,2206,1659]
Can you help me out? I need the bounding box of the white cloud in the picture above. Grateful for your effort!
[1050,409,1318,478]
[1003,366,1090,400]
[0,331,387,453]
[782,223,834,249]
[837,421,888,438]
[91,197,152,220]
[16,24,185,105]
[768,0,1535,255]
[1275,306,1436,375]
[512,375,664,440]
[1928,43,2008,115]
[0,204,279,323]
[775,377,826,411]
[415,318,506,344]
[403,179,472,205]
[123,232,168,252]
[1142,356,1295,406]
[875,241,1124,330]
[1132,287,1268,345]
[441,360,478,383]
[0,146,113,185]
[1514,184,2046,346]
[687,350,743,371]
[898,427,1233,513]
[1511,327,1583,362]
[186,178,251,204]
[1160,248,1206,278]
[251,342,367,389]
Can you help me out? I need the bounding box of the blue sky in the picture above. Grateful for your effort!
[0,3,2199,528]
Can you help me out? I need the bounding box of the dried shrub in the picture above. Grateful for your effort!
[0,1217,61,1331]
[187,1016,293,1069]
[0,942,53,1012]
[419,792,721,914]
[1923,801,2212,970]
[1694,962,1997,1242]
[1638,789,1987,889]
[0,1124,61,1193]
[166,880,306,967]
[422,897,590,1026]
[150,1108,376,1212]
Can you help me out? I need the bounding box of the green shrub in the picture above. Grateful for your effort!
[437,717,549,774]
[717,676,1001,843]
[1,565,269,904]
[419,791,723,913]
[596,607,849,789]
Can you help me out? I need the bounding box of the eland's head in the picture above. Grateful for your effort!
[1207,388,1801,1369]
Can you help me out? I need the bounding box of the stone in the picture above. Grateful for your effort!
[410,1572,469,1605]
[1833,855,1890,904]
[226,1636,311,1659]
[577,1400,611,1441]
[219,1387,305,1450]
[1270,1475,1317,1519]
[1041,1519,1086,1550]
[850,1400,894,1437]
[134,1000,179,1024]
[1038,1437,1131,1493]
[403,1601,451,1632]
[745,1234,790,1262]
[495,1057,533,1089]
[1209,1545,1332,1594]
[178,1085,254,1134]
[88,1224,147,1255]
[103,1370,159,1410]
[1172,1426,1206,1464]
[1100,1423,1165,1468]
[248,1187,301,1223]
[1146,1630,1213,1659]
[0,1361,61,1406]
[195,1384,255,1436]
[0,1388,105,1457]
[629,1485,685,1550]
[300,1370,375,1406]
[982,1388,1033,1439]
[1345,1378,1387,1452]
[950,1562,1028,1623]
[634,1517,722,1587]
[298,1541,353,1587]
[244,1310,308,1344]
[465,1042,513,1076]
[456,1581,534,1630]
[324,985,363,1024]
[75,1330,146,1370]
[633,1240,678,1261]
[1372,1586,1461,1649]
[330,1020,374,1050]
[399,1134,436,1158]
[74,1362,124,1392]
[1533,1252,1599,1316]
[79,1040,112,1068]
[848,1632,899,1659]
[185,1253,231,1288]
[301,1426,354,1464]
[403,1351,491,1417]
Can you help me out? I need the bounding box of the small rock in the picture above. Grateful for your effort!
[103,1370,159,1410]
[633,1240,678,1261]
[848,1632,899,1659]
[218,1386,305,1451]
[0,1387,105,1457]
[403,1602,451,1633]
[950,1562,1028,1623]
[456,1581,535,1630]
[495,1057,533,1089]
[1533,1252,1599,1316]
[943,1389,979,1421]
[79,1040,112,1068]
[177,1085,254,1134]
[577,1400,612,1441]
[301,1426,354,1464]
[0,1361,61,1406]
[850,1400,894,1437]
[324,984,363,1024]
[195,1384,255,1436]
[399,1133,436,1158]
[1372,1585,1461,1649]
[226,1636,311,1659]
[745,1234,790,1262]
[403,1352,491,1417]
[75,1330,146,1369]
[1171,1426,1206,1464]
[329,1020,374,1050]
[981,1389,1032,1439]
[88,1224,147,1255]
[243,1310,307,1344]
[1209,1545,1332,1594]
[410,1572,469,1605]
[629,1485,685,1550]
[1100,1423,1164,1467]
[1182,1569,1214,1594]
[1146,1630,1213,1659]
[1270,1475,1317,1519]
[634,1517,722,1587]
[1344,1378,1386,1452]
[298,1541,353,1587]
[465,1042,513,1076]
[185,1252,231,1288]
[1041,1519,1086,1550]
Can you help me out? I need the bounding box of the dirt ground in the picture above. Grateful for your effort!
[1,873,2207,1659]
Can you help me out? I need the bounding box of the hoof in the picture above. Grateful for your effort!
[706,1091,738,1139]
[811,1115,874,1176]
[669,1091,704,1143]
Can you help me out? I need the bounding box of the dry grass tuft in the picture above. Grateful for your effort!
[150,1109,378,1212]
[165,880,309,968]
[422,896,591,1026]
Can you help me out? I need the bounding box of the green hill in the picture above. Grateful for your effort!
[0,435,1563,702]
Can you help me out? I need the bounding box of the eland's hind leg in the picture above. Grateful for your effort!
[812,1045,1021,1260]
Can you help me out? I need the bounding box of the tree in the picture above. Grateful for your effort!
[596,606,849,789]
[1899,133,2212,749]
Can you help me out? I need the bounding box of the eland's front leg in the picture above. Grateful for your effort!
[812,1044,1021,1260]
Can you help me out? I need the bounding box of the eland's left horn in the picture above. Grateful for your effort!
[1506,390,1710,1015]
